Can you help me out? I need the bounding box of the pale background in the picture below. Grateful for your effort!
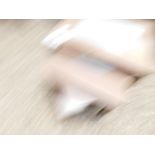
[0,20,155,134]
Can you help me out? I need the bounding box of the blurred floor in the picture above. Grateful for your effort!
[1,20,155,134]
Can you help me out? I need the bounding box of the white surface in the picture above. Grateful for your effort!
[42,24,74,49]
[57,85,97,119]
[43,20,145,55]
[74,20,145,55]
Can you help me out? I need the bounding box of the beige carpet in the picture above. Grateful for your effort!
[0,20,155,134]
